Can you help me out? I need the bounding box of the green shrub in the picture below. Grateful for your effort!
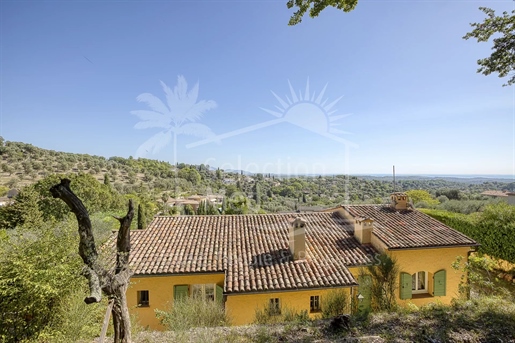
[452,254,514,299]
[0,221,84,342]
[365,254,399,312]
[423,203,515,263]
[437,199,489,214]
[283,309,309,324]
[254,305,309,325]
[155,297,229,331]
[321,289,348,318]
[31,285,106,342]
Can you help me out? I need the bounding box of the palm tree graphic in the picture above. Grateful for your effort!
[131,75,217,164]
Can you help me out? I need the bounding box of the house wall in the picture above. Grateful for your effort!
[346,246,471,309]
[128,246,470,329]
[127,273,225,330]
[225,287,352,326]
[388,246,471,307]
[370,235,388,253]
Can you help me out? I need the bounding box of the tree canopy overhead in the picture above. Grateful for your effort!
[463,7,515,86]
[287,0,358,25]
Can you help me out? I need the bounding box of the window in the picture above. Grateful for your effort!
[310,296,321,313]
[192,284,216,301]
[269,298,281,315]
[177,284,223,303]
[411,271,428,294]
[137,290,149,307]
[205,284,215,301]
[174,285,189,301]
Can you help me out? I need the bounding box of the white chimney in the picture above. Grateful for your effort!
[288,217,306,260]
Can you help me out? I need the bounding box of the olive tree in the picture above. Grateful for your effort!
[463,7,515,86]
[50,179,134,343]
[287,0,358,25]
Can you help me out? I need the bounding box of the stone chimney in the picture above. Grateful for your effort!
[354,217,373,245]
[288,217,306,260]
[390,192,409,210]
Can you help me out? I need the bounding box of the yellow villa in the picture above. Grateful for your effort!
[125,192,477,329]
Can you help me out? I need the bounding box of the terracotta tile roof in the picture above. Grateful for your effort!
[126,212,376,293]
[481,190,508,197]
[342,205,478,249]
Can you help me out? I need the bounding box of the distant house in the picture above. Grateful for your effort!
[166,199,201,212]
[124,192,477,329]
[481,190,508,198]
[481,190,515,205]
[166,195,224,212]
[296,205,326,212]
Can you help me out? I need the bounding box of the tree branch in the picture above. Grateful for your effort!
[50,178,102,303]
[116,199,134,274]
[50,179,135,342]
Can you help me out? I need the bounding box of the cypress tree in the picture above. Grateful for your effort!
[103,173,110,187]
[184,204,194,215]
[137,204,146,230]
[253,182,261,205]
[221,197,227,214]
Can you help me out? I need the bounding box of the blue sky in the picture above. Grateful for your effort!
[1,0,514,176]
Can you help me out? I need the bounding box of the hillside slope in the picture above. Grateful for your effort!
[1,138,514,214]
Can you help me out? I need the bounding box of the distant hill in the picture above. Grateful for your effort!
[1,137,514,213]
[357,174,514,184]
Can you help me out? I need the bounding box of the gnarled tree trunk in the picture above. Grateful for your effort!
[50,179,134,343]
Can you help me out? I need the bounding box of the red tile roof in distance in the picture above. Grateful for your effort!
[342,205,478,250]
[127,212,377,293]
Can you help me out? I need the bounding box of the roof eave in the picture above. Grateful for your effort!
[131,271,226,278]
[386,243,480,251]
[225,283,358,295]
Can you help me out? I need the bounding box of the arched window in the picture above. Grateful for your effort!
[412,271,428,294]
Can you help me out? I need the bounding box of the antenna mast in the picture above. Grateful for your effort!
[393,165,396,192]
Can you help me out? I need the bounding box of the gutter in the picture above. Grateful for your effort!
[387,243,480,251]
[131,271,359,296]
[131,271,226,278]
[225,283,358,296]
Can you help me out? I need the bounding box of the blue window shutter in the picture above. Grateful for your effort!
[433,270,446,296]
[174,285,189,301]
[400,272,412,300]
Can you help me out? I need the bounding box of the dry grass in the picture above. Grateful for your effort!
[91,295,515,343]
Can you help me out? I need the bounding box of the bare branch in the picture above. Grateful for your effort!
[50,180,134,342]
[50,178,102,303]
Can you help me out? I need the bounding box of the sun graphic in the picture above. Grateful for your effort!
[186,78,356,148]
[261,79,351,137]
